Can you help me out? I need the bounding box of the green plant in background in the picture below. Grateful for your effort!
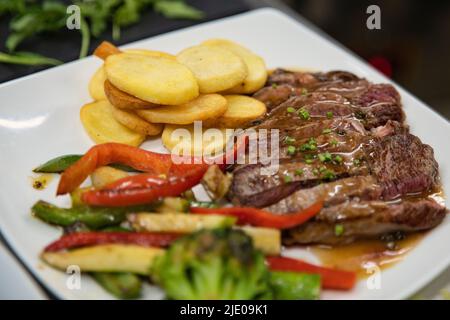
[0,0,204,66]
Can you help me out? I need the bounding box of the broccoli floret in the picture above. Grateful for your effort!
[152,228,272,300]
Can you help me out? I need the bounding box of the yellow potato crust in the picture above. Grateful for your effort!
[105,53,199,105]
[88,66,107,101]
[125,49,175,60]
[111,106,163,136]
[162,124,233,156]
[202,39,268,94]
[204,95,267,128]
[136,94,227,125]
[176,45,248,93]
[80,100,145,146]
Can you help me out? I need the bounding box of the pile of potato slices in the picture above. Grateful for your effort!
[82,39,268,154]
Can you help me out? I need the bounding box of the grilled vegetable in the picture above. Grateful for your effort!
[33,155,83,173]
[152,228,272,299]
[92,272,141,299]
[56,143,173,195]
[190,202,323,229]
[82,165,209,207]
[41,244,164,274]
[155,197,190,213]
[44,232,181,252]
[91,166,129,189]
[237,226,281,256]
[34,154,138,174]
[266,256,356,290]
[129,213,237,233]
[31,200,156,229]
[201,165,232,200]
[270,272,321,300]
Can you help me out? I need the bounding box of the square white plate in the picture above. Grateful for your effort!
[0,8,449,300]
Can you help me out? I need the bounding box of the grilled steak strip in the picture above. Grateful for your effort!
[283,199,446,245]
[231,69,446,245]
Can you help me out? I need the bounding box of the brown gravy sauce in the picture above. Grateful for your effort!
[308,232,425,278]
[31,174,53,190]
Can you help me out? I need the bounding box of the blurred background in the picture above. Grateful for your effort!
[0,0,449,119]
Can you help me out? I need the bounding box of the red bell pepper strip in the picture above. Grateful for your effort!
[190,202,322,229]
[44,232,181,252]
[82,164,209,207]
[57,139,245,196]
[266,256,357,290]
[57,143,176,195]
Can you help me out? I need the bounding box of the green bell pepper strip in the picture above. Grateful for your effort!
[33,154,138,173]
[270,271,321,300]
[91,273,141,299]
[31,200,157,229]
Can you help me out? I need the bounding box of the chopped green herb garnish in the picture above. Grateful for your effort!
[300,143,316,152]
[322,169,336,180]
[312,168,319,176]
[334,224,344,236]
[283,175,293,183]
[305,159,314,164]
[287,145,296,156]
[353,159,361,166]
[326,111,333,119]
[302,88,308,95]
[319,166,327,173]
[334,155,343,164]
[287,107,296,113]
[330,140,339,147]
[318,152,332,163]
[322,128,332,134]
[295,169,304,176]
[272,83,278,89]
[284,136,296,145]
[298,108,310,120]
[354,110,366,120]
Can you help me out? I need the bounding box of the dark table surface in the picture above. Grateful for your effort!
[0,0,252,84]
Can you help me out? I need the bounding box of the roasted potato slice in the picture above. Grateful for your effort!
[104,80,157,110]
[202,39,268,94]
[176,45,247,93]
[137,94,227,125]
[162,124,233,156]
[80,100,145,146]
[111,105,163,136]
[125,49,175,60]
[88,66,107,101]
[204,95,266,128]
[105,53,199,105]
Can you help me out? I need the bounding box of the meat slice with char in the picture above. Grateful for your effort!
[283,199,446,245]
[231,69,446,245]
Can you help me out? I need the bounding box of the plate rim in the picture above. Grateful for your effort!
[0,7,449,300]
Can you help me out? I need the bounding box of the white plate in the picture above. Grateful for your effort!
[0,242,46,299]
[0,8,449,300]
